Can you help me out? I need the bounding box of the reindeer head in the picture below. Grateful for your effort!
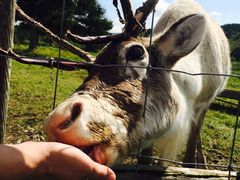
[44,0,206,166]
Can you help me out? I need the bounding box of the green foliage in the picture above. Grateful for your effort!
[222,24,240,61]
[231,47,240,61]
[15,0,113,51]
[71,0,113,36]
[16,0,76,35]
[14,25,29,44]
[71,0,113,52]
[222,24,240,39]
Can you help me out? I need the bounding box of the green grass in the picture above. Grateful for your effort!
[5,44,240,169]
[227,61,240,91]
[14,43,84,60]
[202,110,240,167]
[6,44,88,143]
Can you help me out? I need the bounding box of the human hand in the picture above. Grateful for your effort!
[3,142,116,180]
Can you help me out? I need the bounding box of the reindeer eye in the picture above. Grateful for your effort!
[126,45,145,61]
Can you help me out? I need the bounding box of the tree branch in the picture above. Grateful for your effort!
[15,5,95,62]
[0,48,91,71]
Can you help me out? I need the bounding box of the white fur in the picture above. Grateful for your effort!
[149,0,230,159]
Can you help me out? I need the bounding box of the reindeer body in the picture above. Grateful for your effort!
[151,0,230,160]
[44,0,230,166]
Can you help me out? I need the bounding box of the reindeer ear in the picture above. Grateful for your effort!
[153,14,206,67]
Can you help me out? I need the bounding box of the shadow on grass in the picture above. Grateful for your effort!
[210,102,239,116]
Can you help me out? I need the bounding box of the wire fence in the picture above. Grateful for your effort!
[0,27,240,179]
[1,0,240,179]
[1,50,240,179]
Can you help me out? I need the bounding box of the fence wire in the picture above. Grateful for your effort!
[1,0,240,178]
[1,50,240,178]
[1,53,240,79]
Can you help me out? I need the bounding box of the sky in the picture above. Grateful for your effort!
[98,0,240,33]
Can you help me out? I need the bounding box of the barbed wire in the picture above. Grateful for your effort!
[1,53,240,79]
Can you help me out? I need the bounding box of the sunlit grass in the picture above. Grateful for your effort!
[6,44,88,143]
[14,43,83,60]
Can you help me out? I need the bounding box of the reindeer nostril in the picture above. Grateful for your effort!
[71,102,82,120]
[57,102,83,130]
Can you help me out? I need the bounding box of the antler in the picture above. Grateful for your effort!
[16,0,159,48]
[65,0,159,45]
[119,0,135,33]
[135,0,159,25]
[123,0,159,36]
[12,1,159,69]
[65,30,125,45]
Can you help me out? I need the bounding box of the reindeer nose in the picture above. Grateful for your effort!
[57,102,83,130]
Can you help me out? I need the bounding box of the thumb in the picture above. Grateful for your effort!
[90,163,116,180]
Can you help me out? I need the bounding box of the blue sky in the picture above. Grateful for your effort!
[98,0,240,33]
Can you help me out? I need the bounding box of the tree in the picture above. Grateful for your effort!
[16,0,113,51]
[71,0,112,51]
[231,47,240,61]
[0,0,16,143]
[71,0,112,36]
[222,24,240,39]
[222,24,240,61]
[16,0,76,49]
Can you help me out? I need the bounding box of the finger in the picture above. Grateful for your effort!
[90,163,116,180]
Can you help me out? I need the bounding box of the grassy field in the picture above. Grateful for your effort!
[6,44,87,143]
[5,44,240,169]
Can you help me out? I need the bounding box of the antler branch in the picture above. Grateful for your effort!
[15,0,159,61]
[119,0,135,33]
[15,5,95,62]
[64,0,159,46]
[119,0,159,36]
[65,30,125,45]
[132,0,159,36]
[135,0,159,25]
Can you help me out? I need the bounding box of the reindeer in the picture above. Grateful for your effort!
[44,0,230,166]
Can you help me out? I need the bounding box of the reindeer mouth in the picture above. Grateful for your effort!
[78,143,107,165]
